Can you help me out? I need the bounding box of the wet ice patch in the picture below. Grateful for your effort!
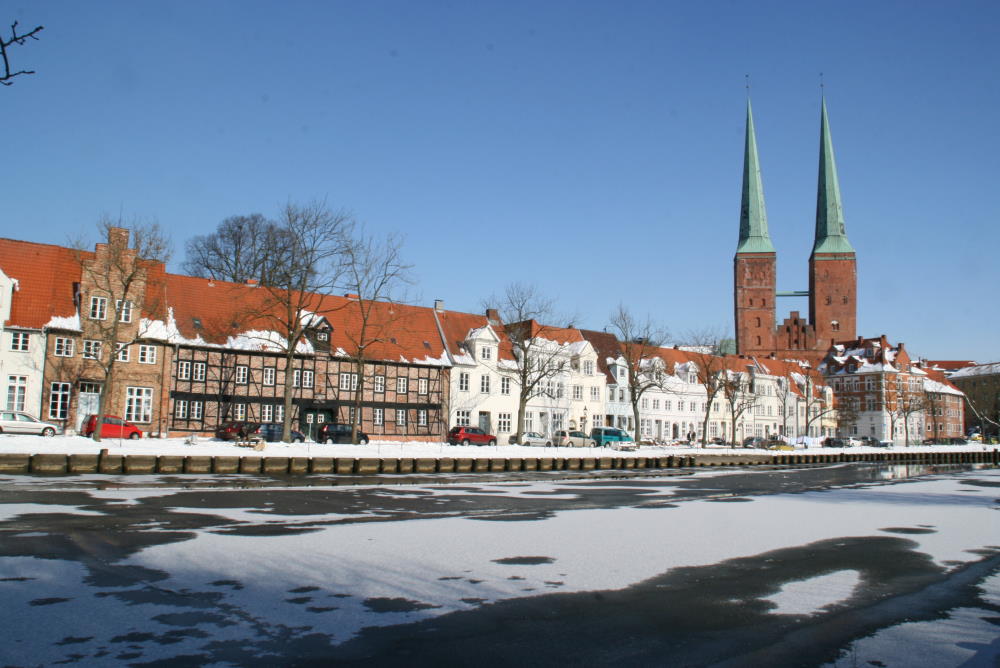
[764,569,861,615]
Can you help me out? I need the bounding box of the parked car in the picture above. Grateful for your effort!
[254,423,306,443]
[742,436,767,449]
[318,423,370,444]
[763,437,793,450]
[83,414,143,439]
[591,427,635,449]
[0,411,60,436]
[448,426,496,446]
[508,431,551,446]
[948,437,969,445]
[215,421,261,441]
[552,430,597,447]
[822,437,847,448]
[844,437,864,447]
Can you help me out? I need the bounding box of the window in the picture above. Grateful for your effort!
[48,382,71,420]
[191,401,203,420]
[641,397,649,409]
[373,408,384,425]
[480,375,490,393]
[89,296,107,320]
[653,399,660,410]
[263,367,275,386]
[583,360,594,375]
[525,411,534,431]
[175,400,188,419]
[339,373,359,391]
[293,369,301,387]
[618,388,624,402]
[275,404,283,423]
[193,362,206,381]
[498,412,512,432]
[480,346,492,360]
[54,337,74,357]
[116,299,133,323]
[125,386,153,423]
[459,372,470,391]
[9,331,29,352]
[233,403,246,421]
[552,413,564,430]
[501,377,511,395]
[617,368,626,380]
[397,377,408,394]
[82,340,102,359]
[418,378,428,395]
[573,385,583,400]
[236,365,249,384]
[374,375,385,392]
[261,404,274,422]
[138,344,156,364]
[178,360,191,379]
[115,342,130,362]
[557,382,565,399]
[302,370,314,388]
[456,410,470,426]
[418,409,428,427]
[396,409,407,426]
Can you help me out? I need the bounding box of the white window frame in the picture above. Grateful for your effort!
[397,376,408,394]
[261,404,274,422]
[48,382,71,420]
[54,337,74,357]
[456,409,470,426]
[396,409,407,426]
[418,409,428,426]
[116,299,133,323]
[82,340,102,360]
[480,346,492,360]
[125,386,153,423]
[9,331,29,352]
[302,370,314,389]
[193,362,206,381]
[138,344,157,365]
[233,403,246,421]
[115,342,130,362]
[236,365,249,384]
[480,375,490,394]
[191,401,203,420]
[263,367,275,386]
[374,375,385,393]
[175,399,188,419]
[374,408,384,426]
[418,378,428,395]
[89,295,107,320]
[293,369,301,388]
[498,412,511,432]
[459,372,469,392]
[501,377,511,395]
[339,372,359,391]
[177,360,191,380]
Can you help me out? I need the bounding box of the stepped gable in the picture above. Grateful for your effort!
[0,238,84,329]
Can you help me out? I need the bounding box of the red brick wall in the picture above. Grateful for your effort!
[734,253,776,356]
[810,254,857,344]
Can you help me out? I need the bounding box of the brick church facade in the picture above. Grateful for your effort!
[734,99,857,368]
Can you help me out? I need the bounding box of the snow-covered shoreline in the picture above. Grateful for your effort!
[0,433,994,460]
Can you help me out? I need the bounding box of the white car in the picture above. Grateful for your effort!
[552,430,598,447]
[509,431,551,446]
[0,411,61,436]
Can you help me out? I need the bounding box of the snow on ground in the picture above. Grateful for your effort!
[1,432,995,459]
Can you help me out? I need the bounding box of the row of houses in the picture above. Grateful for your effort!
[0,228,963,445]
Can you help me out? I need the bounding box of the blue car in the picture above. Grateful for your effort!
[254,423,306,443]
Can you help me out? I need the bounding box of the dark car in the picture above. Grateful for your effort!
[447,426,497,446]
[948,437,969,445]
[742,436,766,448]
[318,423,370,444]
[822,437,846,448]
[254,423,306,443]
[215,421,261,441]
[83,414,143,439]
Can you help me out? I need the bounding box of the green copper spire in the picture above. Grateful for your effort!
[812,98,855,255]
[737,99,775,254]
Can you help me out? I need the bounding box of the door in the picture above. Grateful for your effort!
[478,411,491,434]
[76,383,102,434]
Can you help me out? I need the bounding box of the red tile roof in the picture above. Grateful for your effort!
[0,238,84,329]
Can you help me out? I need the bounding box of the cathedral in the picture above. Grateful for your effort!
[734,99,857,367]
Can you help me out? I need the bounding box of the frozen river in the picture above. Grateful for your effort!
[0,463,997,666]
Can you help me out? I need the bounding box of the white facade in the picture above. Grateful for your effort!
[0,269,47,418]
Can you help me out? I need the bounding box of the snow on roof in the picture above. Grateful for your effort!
[951,362,1000,379]
[923,377,964,396]
[45,313,81,332]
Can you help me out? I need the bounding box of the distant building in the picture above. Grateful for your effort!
[948,362,1000,439]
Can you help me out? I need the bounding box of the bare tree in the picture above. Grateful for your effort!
[897,380,927,447]
[775,374,794,438]
[73,219,171,442]
[677,328,728,448]
[720,366,758,444]
[484,283,570,445]
[607,304,669,441]
[240,202,353,442]
[1,21,43,86]
[801,375,838,439]
[337,230,412,444]
[183,214,291,285]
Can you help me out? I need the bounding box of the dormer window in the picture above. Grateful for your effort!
[317,331,329,341]
[480,346,492,360]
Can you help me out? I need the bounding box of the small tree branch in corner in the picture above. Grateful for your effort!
[1,21,44,86]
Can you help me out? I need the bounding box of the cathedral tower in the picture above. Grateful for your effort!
[734,99,777,356]
[808,99,857,344]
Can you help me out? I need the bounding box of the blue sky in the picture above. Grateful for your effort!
[4,1,998,361]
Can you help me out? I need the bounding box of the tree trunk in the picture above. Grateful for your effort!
[282,348,295,442]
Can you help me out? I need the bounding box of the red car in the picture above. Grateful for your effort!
[82,415,143,439]
[447,426,497,446]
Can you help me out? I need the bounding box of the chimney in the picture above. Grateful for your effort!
[434,299,444,311]
[345,293,360,300]
[245,279,259,287]
[486,308,500,324]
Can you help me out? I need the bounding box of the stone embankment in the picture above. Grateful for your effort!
[0,448,996,476]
